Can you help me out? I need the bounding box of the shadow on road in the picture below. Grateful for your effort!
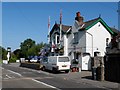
[80,71,93,80]
[42,69,69,74]
[20,62,69,74]
[82,76,92,80]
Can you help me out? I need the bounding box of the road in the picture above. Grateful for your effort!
[2,63,110,89]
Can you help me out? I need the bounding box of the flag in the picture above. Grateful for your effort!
[48,16,50,28]
[60,9,62,24]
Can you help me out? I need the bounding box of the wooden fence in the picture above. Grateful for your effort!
[104,53,120,83]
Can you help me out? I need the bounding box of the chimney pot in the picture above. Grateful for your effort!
[75,12,84,26]
[76,12,81,17]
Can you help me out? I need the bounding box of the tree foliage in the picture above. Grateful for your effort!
[19,38,46,58]
[13,49,22,59]
[0,46,7,60]
[28,42,45,56]
[1,38,46,61]
[9,53,17,63]
[20,38,36,58]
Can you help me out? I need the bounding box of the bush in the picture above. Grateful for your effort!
[9,58,16,63]
[0,59,2,64]
[9,54,17,63]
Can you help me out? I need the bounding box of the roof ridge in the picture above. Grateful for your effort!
[84,17,100,23]
[57,24,72,27]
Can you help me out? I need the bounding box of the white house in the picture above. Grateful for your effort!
[68,12,116,70]
[49,12,117,71]
[49,22,71,56]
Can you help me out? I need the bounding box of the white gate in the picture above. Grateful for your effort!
[82,54,91,70]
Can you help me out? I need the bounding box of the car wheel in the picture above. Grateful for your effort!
[42,66,45,71]
[65,70,69,73]
[52,67,57,74]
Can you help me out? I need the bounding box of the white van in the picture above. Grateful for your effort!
[41,56,71,73]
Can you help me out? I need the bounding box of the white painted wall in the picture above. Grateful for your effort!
[64,35,68,56]
[86,22,111,57]
[67,25,86,62]
[86,32,93,56]
[67,29,74,61]
[72,21,80,33]
[77,30,86,52]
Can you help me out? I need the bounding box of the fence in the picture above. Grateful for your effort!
[104,53,120,83]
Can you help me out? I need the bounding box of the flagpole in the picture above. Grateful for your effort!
[60,9,62,43]
[48,16,50,44]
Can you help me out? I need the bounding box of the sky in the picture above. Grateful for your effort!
[2,2,119,51]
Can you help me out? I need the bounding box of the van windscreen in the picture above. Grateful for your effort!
[58,57,69,62]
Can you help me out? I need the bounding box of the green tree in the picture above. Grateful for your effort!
[13,49,22,59]
[28,42,46,56]
[0,46,7,60]
[20,38,35,58]
[9,53,17,63]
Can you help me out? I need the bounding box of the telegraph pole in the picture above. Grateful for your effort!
[118,1,120,31]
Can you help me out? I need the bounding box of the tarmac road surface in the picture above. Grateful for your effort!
[1,63,115,90]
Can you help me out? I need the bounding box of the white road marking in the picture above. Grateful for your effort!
[6,74,12,79]
[3,78,9,80]
[32,79,61,90]
[7,70,22,77]
[0,67,4,69]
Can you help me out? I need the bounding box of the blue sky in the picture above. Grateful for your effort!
[2,2,118,51]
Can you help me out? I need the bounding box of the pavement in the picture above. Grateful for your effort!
[65,71,120,90]
[50,69,119,89]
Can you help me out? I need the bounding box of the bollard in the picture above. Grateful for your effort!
[97,65,104,81]
[100,65,104,81]
[92,67,97,80]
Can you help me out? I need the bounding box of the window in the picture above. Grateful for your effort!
[58,57,69,62]
[73,32,78,44]
[57,35,60,44]
[106,38,109,47]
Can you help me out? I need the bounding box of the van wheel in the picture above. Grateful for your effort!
[42,66,45,71]
[65,70,69,73]
[52,67,57,73]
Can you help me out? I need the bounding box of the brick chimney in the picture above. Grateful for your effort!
[75,12,84,26]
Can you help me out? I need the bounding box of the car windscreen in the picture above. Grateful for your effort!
[58,57,69,62]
